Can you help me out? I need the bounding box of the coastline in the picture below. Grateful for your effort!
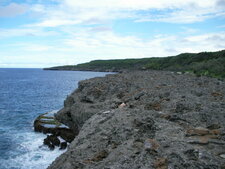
[45,70,225,169]
[0,69,110,169]
[43,68,122,73]
[43,50,225,79]
[33,111,76,150]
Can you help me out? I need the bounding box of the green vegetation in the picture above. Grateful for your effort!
[37,114,61,126]
[45,50,225,78]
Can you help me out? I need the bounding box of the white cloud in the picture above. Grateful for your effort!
[0,28,57,38]
[61,30,225,61]
[26,0,225,27]
[0,0,224,68]
[22,44,52,52]
[181,27,199,34]
[31,19,80,27]
[0,3,28,17]
[135,3,225,23]
[1,29,224,68]
[63,0,215,10]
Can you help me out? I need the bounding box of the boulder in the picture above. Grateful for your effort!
[48,135,60,146]
[43,137,56,150]
[60,142,67,150]
[34,111,76,150]
[57,128,75,143]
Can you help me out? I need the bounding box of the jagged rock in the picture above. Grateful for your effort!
[44,135,60,149]
[58,128,75,143]
[47,71,225,169]
[34,111,76,150]
[43,137,51,146]
[60,142,67,150]
[49,144,55,151]
[48,135,60,146]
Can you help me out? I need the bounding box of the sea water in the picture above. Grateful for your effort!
[0,68,109,169]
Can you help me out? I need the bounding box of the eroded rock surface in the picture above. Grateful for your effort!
[49,71,225,169]
[34,111,76,150]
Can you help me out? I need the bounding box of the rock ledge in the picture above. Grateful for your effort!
[34,111,76,150]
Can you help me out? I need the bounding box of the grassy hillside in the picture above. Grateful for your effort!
[45,50,225,78]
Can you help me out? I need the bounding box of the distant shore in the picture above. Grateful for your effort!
[44,67,119,73]
[44,49,225,79]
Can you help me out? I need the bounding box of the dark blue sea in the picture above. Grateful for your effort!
[0,68,110,169]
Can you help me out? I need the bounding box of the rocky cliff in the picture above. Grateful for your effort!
[48,70,225,169]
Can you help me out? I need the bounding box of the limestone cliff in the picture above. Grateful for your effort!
[48,71,225,169]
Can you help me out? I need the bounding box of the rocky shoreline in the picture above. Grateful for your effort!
[34,111,76,150]
[43,70,224,169]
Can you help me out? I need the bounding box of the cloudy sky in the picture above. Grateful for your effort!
[0,0,225,68]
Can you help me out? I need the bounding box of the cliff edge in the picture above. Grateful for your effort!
[48,71,225,169]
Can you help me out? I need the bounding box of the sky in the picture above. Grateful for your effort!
[0,0,225,68]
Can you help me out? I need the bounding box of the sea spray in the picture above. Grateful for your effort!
[1,132,66,169]
[0,68,110,169]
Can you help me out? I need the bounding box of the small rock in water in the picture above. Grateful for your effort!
[49,144,55,150]
[60,142,67,150]
[48,135,60,146]
[34,111,76,150]
[43,135,60,148]
[43,137,50,145]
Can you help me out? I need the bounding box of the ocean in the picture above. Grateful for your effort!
[0,68,109,169]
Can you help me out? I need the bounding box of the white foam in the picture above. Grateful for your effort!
[1,132,66,169]
[58,136,66,143]
[47,110,58,115]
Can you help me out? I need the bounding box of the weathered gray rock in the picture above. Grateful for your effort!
[48,71,225,169]
[34,111,76,149]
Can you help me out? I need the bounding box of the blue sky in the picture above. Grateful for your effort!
[0,0,225,68]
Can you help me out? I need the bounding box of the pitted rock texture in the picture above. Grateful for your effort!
[49,71,225,169]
